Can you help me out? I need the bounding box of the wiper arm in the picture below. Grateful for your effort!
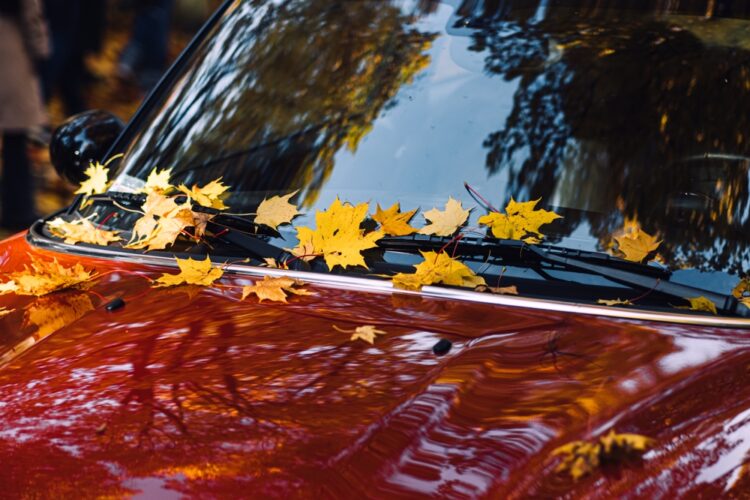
[377,235,742,315]
[523,245,741,315]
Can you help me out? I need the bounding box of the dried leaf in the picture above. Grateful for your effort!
[373,203,417,236]
[475,284,519,295]
[74,162,110,197]
[334,324,387,344]
[142,167,174,194]
[418,197,470,237]
[393,250,486,291]
[126,192,197,251]
[154,256,223,288]
[241,276,312,302]
[553,429,653,481]
[288,226,317,262]
[732,277,750,300]
[598,430,653,455]
[614,227,661,263]
[597,298,634,307]
[0,257,96,296]
[679,296,718,315]
[47,217,121,246]
[292,198,383,270]
[478,198,561,242]
[262,258,287,269]
[254,191,300,230]
[178,178,230,210]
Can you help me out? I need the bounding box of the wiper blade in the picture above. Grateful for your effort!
[377,235,742,315]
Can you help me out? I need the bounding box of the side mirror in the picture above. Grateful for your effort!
[49,110,125,185]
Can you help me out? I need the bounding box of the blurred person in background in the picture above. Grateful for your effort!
[118,0,174,92]
[0,0,49,231]
[41,0,106,116]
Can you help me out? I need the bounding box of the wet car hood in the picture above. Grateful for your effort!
[1,233,750,497]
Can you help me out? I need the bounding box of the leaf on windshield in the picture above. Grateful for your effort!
[478,198,562,243]
[597,298,634,307]
[74,161,110,197]
[254,191,300,230]
[292,197,383,270]
[154,256,224,287]
[553,429,653,481]
[334,324,386,344]
[475,284,518,295]
[178,178,230,210]
[392,250,486,291]
[141,167,174,194]
[126,192,206,251]
[614,227,661,263]
[0,257,96,297]
[262,257,287,269]
[0,307,14,318]
[678,296,718,315]
[241,276,312,303]
[418,197,470,237]
[47,217,121,246]
[373,202,418,236]
[732,277,750,300]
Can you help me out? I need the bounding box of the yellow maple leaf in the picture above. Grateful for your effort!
[142,167,174,194]
[679,296,718,315]
[154,256,224,287]
[126,192,200,251]
[732,277,750,300]
[373,203,418,236]
[553,429,653,481]
[392,250,486,291]
[598,429,653,455]
[474,284,519,295]
[74,161,110,197]
[254,191,300,230]
[552,440,601,481]
[0,257,96,296]
[178,178,230,210]
[241,276,312,302]
[292,198,383,270]
[597,298,634,307]
[614,227,661,263]
[47,217,121,246]
[418,197,470,237]
[333,324,387,344]
[479,198,562,242]
[0,307,13,318]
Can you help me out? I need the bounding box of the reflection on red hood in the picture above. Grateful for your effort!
[1,233,750,497]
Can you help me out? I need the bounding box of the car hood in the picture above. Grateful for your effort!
[1,234,750,498]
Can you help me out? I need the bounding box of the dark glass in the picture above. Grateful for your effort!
[104,0,750,288]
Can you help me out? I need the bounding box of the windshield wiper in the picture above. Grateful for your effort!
[84,191,293,264]
[377,235,742,316]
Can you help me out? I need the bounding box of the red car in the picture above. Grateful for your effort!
[2,0,750,497]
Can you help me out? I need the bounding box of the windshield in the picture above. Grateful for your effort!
[95,0,750,305]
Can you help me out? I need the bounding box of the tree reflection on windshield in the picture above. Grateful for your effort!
[460,0,750,273]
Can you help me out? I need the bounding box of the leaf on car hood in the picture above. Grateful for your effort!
[154,256,224,288]
[0,257,97,297]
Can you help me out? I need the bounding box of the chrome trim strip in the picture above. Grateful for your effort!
[27,234,750,329]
